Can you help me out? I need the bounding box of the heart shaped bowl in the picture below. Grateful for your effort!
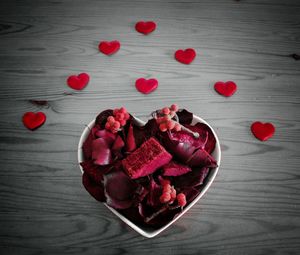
[78,114,221,238]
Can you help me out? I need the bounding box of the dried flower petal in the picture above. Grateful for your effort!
[104,168,141,209]
[92,138,112,165]
[82,172,105,202]
[162,161,192,176]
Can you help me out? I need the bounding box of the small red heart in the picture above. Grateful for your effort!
[98,40,120,55]
[22,112,46,130]
[174,48,196,64]
[135,78,158,94]
[214,81,237,97]
[251,122,275,141]
[67,73,90,90]
[135,21,156,35]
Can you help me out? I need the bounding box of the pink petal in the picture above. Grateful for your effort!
[92,138,112,165]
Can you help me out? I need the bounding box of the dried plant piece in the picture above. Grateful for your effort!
[122,138,172,179]
[103,167,142,209]
[162,161,192,176]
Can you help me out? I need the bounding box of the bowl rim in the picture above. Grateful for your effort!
[78,114,221,238]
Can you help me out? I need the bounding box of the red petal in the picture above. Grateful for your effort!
[187,148,217,168]
[82,172,105,202]
[162,161,192,176]
[92,138,112,165]
[112,135,125,151]
[103,168,139,209]
[126,124,136,152]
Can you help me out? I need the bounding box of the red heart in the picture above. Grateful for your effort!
[67,73,90,90]
[135,78,158,94]
[174,48,196,64]
[22,112,46,130]
[98,40,120,55]
[251,122,275,141]
[135,21,156,35]
[214,81,237,97]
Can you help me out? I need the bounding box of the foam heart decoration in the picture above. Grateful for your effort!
[251,122,275,141]
[22,112,46,130]
[174,48,196,64]
[98,40,120,55]
[78,112,221,238]
[135,78,158,94]
[135,21,156,35]
[67,73,90,90]
[214,81,237,97]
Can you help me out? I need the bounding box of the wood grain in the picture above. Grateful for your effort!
[0,0,300,254]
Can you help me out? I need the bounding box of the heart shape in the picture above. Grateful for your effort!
[78,109,221,238]
[135,78,158,94]
[135,21,156,35]
[98,40,120,55]
[174,48,196,64]
[23,112,46,130]
[214,81,237,97]
[67,73,90,90]
[251,121,275,141]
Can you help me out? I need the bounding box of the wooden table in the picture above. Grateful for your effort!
[1,0,299,254]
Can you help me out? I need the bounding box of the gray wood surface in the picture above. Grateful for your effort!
[0,0,300,254]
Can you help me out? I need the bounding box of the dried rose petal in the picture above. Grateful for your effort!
[95,129,116,146]
[162,161,192,176]
[147,177,162,207]
[95,109,113,129]
[173,167,210,188]
[82,172,105,202]
[176,109,193,124]
[182,187,200,203]
[80,160,104,184]
[161,129,207,164]
[133,119,160,147]
[112,135,124,150]
[103,168,141,209]
[92,138,112,165]
[185,123,216,154]
[126,124,136,152]
[82,129,95,159]
[187,148,217,168]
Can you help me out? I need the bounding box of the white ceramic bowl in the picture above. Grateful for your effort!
[78,114,221,238]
